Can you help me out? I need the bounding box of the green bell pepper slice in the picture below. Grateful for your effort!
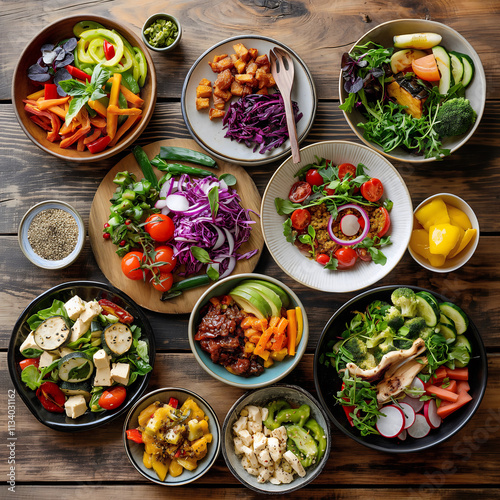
[264,400,291,431]
[304,418,327,462]
[73,20,105,37]
[133,47,148,87]
[79,29,124,67]
[275,404,311,428]
[120,71,140,94]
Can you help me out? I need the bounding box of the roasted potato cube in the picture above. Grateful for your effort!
[214,69,234,90]
[213,53,228,63]
[246,61,258,76]
[256,87,268,95]
[199,78,211,86]
[233,43,250,62]
[208,56,234,73]
[213,94,226,109]
[249,48,258,59]
[196,97,210,110]
[209,108,225,120]
[242,85,253,97]
[196,85,212,98]
[255,54,270,66]
[213,86,232,101]
[230,53,238,63]
[234,58,247,74]
[230,80,245,96]
[235,74,256,85]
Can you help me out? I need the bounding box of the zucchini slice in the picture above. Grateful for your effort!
[90,320,103,338]
[34,316,71,351]
[60,380,92,400]
[432,46,452,95]
[102,323,133,356]
[416,291,440,327]
[439,302,469,334]
[58,352,94,383]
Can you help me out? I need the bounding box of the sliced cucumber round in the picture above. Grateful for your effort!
[450,51,475,87]
[438,319,457,344]
[439,302,469,334]
[58,352,94,383]
[34,315,72,351]
[432,46,452,95]
[416,291,440,327]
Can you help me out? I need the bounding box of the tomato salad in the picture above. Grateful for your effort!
[18,294,152,418]
[24,20,148,154]
[275,157,393,270]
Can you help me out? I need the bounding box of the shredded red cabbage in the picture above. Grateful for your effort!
[164,175,259,277]
[222,93,303,154]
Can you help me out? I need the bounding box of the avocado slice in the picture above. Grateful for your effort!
[239,283,282,317]
[239,280,290,308]
[230,287,272,319]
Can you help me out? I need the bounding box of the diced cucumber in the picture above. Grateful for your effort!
[58,352,94,383]
[439,302,469,334]
[450,51,475,87]
[416,291,440,327]
[432,46,452,95]
[450,53,464,86]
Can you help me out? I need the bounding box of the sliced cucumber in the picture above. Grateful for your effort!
[450,53,464,86]
[58,352,94,383]
[102,323,133,356]
[432,46,452,95]
[439,302,469,335]
[450,51,475,87]
[438,318,457,344]
[34,316,72,351]
[416,291,440,327]
[60,380,92,400]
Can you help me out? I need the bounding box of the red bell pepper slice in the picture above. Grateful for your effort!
[23,102,60,142]
[66,65,92,82]
[103,41,116,60]
[29,115,52,131]
[44,83,59,100]
[86,135,111,154]
[126,429,143,443]
[98,299,134,324]
[36,381,65,413]
[20,358,40,370]
[168,397,179,409]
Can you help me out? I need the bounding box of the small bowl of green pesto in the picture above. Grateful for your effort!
[142,13,181,52]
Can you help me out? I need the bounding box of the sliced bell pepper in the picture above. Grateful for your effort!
[168,397,179,409]
[98,298,134,324]
[29,115,52,131]
[83,128,101,145]
[286,309,297,356]
[79,29,124,67]
[133,47,148,87]
[109,115,141,147]
[104,40,116,60]
[37,96,70,111]
[107,73,122,140]
[87,135,111,154]
[88,99,108,118]
[44,83,59,100]
[107,104,142,116]
[27,89,46,100]
[120,70,140,94]
[23,102,61,142]
[66,64,92,82]
[126,429,143,443]
[77,135,86,152]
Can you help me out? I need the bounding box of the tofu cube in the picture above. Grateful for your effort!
[79,301,102,324]
[39,350,60,370]
[196,97,210,110]
[70,318,91,343]
[19,332,40,354]
[196,85,213,98]
[93,349,110,370]
[111,362,130,385]
[64,395,87,419]
[93,366,112,387]
[209,108,225,120]
[58,347,74,358]
[64,296,86,321]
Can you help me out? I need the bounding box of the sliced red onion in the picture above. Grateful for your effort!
[166,194,190,212]
[159,178,176,199]
[161,206,171,216]
[223,227,235,255]
[213,255,236,279]
[211,224,225,250]
[328,204,370,246]
[155,199,169,209]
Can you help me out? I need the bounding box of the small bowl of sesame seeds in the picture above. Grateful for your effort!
[18,200,85,270]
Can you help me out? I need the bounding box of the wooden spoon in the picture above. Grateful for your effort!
[270,47,301,163]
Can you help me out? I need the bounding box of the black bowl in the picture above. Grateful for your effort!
[8,281,155,432]
[313,285,487,453]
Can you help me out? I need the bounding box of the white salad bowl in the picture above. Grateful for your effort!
[339,19,486,163]
[261,140,413,293]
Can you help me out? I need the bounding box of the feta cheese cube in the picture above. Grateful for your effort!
[39,350,60,370]
[110,362,130,385]
[93,349,110,370]
[64,395,87,419]
[237,429,253,447]
[19,332,40,354]
[64,296,86,321]
[93,366,112,387]
[233,415,248,434]
[79,301,102,324]
[253,432,267,453]
[70,318,91,343]
[234,437,245,455]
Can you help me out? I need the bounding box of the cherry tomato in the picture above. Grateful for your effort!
[291,209,311,230]
[20,358,40,370]
[334,247,358,269]
[338,163,357,181]
[36,381,65,413]
[325,187,336,196]
[98,386,127,410]
[377,207,391,237]
[316,253,330,266]
[152,271,174,292]
[360,178,384,202]
[145,214,175,242]
[153,245,177,273]
[356,247,373,262]
[121,251,145,280]
[305,169,324,186]
[289,181,312,203]
[411,54,441,82]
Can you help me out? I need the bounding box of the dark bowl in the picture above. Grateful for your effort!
[8,281,155,431]
[314,285,487,453]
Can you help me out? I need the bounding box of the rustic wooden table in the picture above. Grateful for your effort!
[1,1,499,498]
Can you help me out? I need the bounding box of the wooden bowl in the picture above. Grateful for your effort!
[12,15,157,162]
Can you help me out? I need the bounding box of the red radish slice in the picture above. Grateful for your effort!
[328,204,370,246]
[376,405,405,438]
[424,399,442,429]
[407,414,431,438]
[340,214,360,236]
[398,429,407,441]
[406,377,425,398]
[397,402,416,429]
[399,394,424,413]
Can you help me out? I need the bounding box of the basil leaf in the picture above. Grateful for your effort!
[58,79,87,96]
[91,63,112,89]
[191,246,212,264]
[65,95,89,126]
[207,265,220,282]
[208,185,219,219]
[219,173,237,186]
[90,87,107,101]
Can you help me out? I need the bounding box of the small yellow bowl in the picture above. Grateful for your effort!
[408,193,480,272]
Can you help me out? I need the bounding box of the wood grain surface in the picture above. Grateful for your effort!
[88,138,263,313]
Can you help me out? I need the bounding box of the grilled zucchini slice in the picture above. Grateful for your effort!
[34,316,71,351]
[58,352,94,383]
[102,323,133,356]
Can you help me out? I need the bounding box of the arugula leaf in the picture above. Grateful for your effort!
[275,197,301,215]
[283,218,296,244]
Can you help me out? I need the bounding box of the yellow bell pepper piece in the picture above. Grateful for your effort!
[180,398,205,421]
[415,198,450,231]
[446,204,472,231]
[143,452,153,469]
[263,357,274,368]
[152,455,169,481]
[448,228,477,259]
[169,459,183,477]
[409,229,446,267]
[270,347,289,362]
[429,224,461,256]
[176,457,199,471]
[295,306,303,347]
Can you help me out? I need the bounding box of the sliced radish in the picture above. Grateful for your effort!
[424,400,442,429]
[397,429,407,441]
[396,402,416,429]
[166,194,190,212]
[406,377,425,398]
[407,414,431,439]
[399,394,424,413]
[340,214,360,236]
[376,405,405,438]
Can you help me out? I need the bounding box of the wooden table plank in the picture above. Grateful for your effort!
[1,1,499,100]
[2,352,499,486]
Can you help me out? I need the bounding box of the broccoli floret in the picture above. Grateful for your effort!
[434,97,477,137]
[391,288,418,317]
[419,326,434,341]
[404,317,427,337]
[343,337,376,370]
[373,338,398,363]
[394,337,414,350]
[366,327,393,349]
[384,305,404,331]
[359,353,377,370]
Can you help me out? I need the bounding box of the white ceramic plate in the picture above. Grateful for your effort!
[181,35,317,166]
[261,141,413,293]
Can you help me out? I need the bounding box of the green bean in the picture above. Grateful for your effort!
[161,274,211,301]
[160,146,217,168]
[132,146,158,190]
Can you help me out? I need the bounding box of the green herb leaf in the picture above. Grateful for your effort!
[58,79,87,95]
[283,218,296,244]
[64,95,88,126]
[191,246,212,264]
[275,197,301,215]
[208,185,219,219]
[324,255,338,270]
[207,265,220,281]
[219,173,237,186]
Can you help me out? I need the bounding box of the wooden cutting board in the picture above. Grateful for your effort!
[89,139,264,314]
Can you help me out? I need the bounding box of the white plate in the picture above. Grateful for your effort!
[181,35,317,166]
[261,141,414,293]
